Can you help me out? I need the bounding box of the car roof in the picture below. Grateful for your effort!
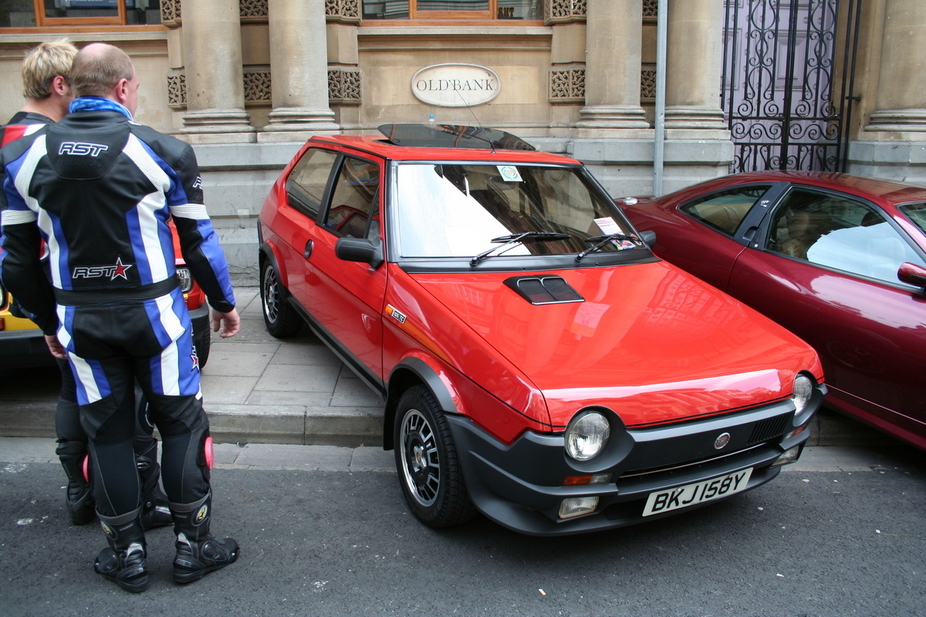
[307,124,582,165]
[718,171,926,206]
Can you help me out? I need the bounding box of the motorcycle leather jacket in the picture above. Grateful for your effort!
[1,104,235,335]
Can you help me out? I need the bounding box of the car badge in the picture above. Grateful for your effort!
[386,304,407,324]
[714,432,732,450]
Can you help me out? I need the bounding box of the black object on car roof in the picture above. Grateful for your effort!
[378,123,536,151]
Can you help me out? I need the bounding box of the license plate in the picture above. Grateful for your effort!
[642,468,753,517]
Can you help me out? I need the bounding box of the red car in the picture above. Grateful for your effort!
[620,171,926,451]
[257,125,825,535]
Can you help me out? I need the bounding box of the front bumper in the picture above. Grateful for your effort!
[449,391,823,536]
[189,303,210,340]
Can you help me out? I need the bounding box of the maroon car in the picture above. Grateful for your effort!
[620,171,926,450]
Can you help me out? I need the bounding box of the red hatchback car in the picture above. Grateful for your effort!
[257,125,826,535]
[620,171,926,451]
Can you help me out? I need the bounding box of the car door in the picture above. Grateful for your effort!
[727,185,926,441]
[650,183,780,290]
[277,147,339,311]
[304,153,388,389]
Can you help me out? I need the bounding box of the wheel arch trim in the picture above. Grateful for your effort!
[384,355,462,450]
[258,238,289,290]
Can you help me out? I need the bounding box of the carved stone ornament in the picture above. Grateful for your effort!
[643,0,658,19]
[326,0,361,23]
[244,69,272,105]
[545,0,587,24]
[161,0,180,26]
[548,67,585,103]
[240,0,268,19]
[329,69,363,104]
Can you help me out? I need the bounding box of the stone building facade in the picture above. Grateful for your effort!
[1,0,924,281]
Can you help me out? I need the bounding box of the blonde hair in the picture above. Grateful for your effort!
[21,39,78,100]
[69,43,135,98]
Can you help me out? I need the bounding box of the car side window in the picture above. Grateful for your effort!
[680,186,771,235]
[323,156,381,239]
[286,148,339,220]
[767,188,926,283]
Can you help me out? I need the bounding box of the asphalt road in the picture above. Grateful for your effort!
[1,441,924,617]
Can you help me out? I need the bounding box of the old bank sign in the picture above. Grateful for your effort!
[412,64,500,107]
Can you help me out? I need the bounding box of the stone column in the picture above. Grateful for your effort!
[864,0,926,135]
[261,0,339,140]
[180,0,255,142]
[576,0,650,135]
[664,0,730,139]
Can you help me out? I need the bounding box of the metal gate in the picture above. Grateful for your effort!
[722,0,862,172]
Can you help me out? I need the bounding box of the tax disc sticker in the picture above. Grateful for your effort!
[498,166,522,182]
[594,217,621,234]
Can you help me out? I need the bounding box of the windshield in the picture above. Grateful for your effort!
[394,163,636,258]
[899,202,926,235]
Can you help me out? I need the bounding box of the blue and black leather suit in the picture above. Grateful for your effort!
[0,99,235,518]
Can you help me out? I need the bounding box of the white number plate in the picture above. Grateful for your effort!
[642,468,753,517]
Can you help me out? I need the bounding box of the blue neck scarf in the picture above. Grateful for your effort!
[69,97,134,121]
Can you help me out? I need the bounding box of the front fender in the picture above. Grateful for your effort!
[383,354,462,449]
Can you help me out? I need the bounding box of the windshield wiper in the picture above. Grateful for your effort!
[470,231,572,266]
[575,233,641,262]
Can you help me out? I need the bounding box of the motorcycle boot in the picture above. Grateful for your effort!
[94,508,149,593]
[171,492,239,584]
[135,439,172,530]
[56,436,95,525]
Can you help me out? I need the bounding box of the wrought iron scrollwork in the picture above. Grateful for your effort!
[723,0,851,173]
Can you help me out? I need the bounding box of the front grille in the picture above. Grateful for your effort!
[616,408,795,482]
[748,412,793,445]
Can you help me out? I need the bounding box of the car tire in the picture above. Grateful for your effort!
[260,261,301,338]
[194,328,211,369]
[394,385,477,528]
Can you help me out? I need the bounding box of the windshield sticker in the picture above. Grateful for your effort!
[497,166,522,182]
[594,217,621,235]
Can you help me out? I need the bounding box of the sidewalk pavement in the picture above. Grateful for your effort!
[0,437,907,474]
[0,287,896,450]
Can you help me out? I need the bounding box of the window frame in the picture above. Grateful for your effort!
[33,0,127,26]
[321,154,382,240]
[362,0,540,21]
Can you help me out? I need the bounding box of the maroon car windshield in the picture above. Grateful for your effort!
[899,202,926,235]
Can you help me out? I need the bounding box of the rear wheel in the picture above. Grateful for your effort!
[260,261,301,338]
[394,385,476,528]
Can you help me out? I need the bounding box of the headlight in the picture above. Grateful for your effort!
[792,374,813,417]
[565,410,610,462]
[176,267,193,293]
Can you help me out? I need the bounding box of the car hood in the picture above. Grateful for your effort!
[410,260,820,430]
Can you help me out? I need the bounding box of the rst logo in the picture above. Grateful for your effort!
[72,257,133,281]
[58,142,109,157]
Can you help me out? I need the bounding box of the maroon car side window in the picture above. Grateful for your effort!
[768,188,926,283]
[680,186,771,235]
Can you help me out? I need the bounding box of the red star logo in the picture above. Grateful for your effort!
[111,257,133,280]
[190,347,200,371]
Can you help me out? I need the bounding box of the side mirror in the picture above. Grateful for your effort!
[336,237,383,268]
[898,262,926,290]
[638,229,657,249]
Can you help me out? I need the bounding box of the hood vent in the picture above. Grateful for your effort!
[505,276,584,305]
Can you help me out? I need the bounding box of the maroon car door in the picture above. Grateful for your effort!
[641,184,779,290]
[726,186,926,445]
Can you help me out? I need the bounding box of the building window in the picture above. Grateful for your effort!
[362,0,542,20]
[1,0,161,27]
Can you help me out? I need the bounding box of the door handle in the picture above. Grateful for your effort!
[304,239,314,259]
